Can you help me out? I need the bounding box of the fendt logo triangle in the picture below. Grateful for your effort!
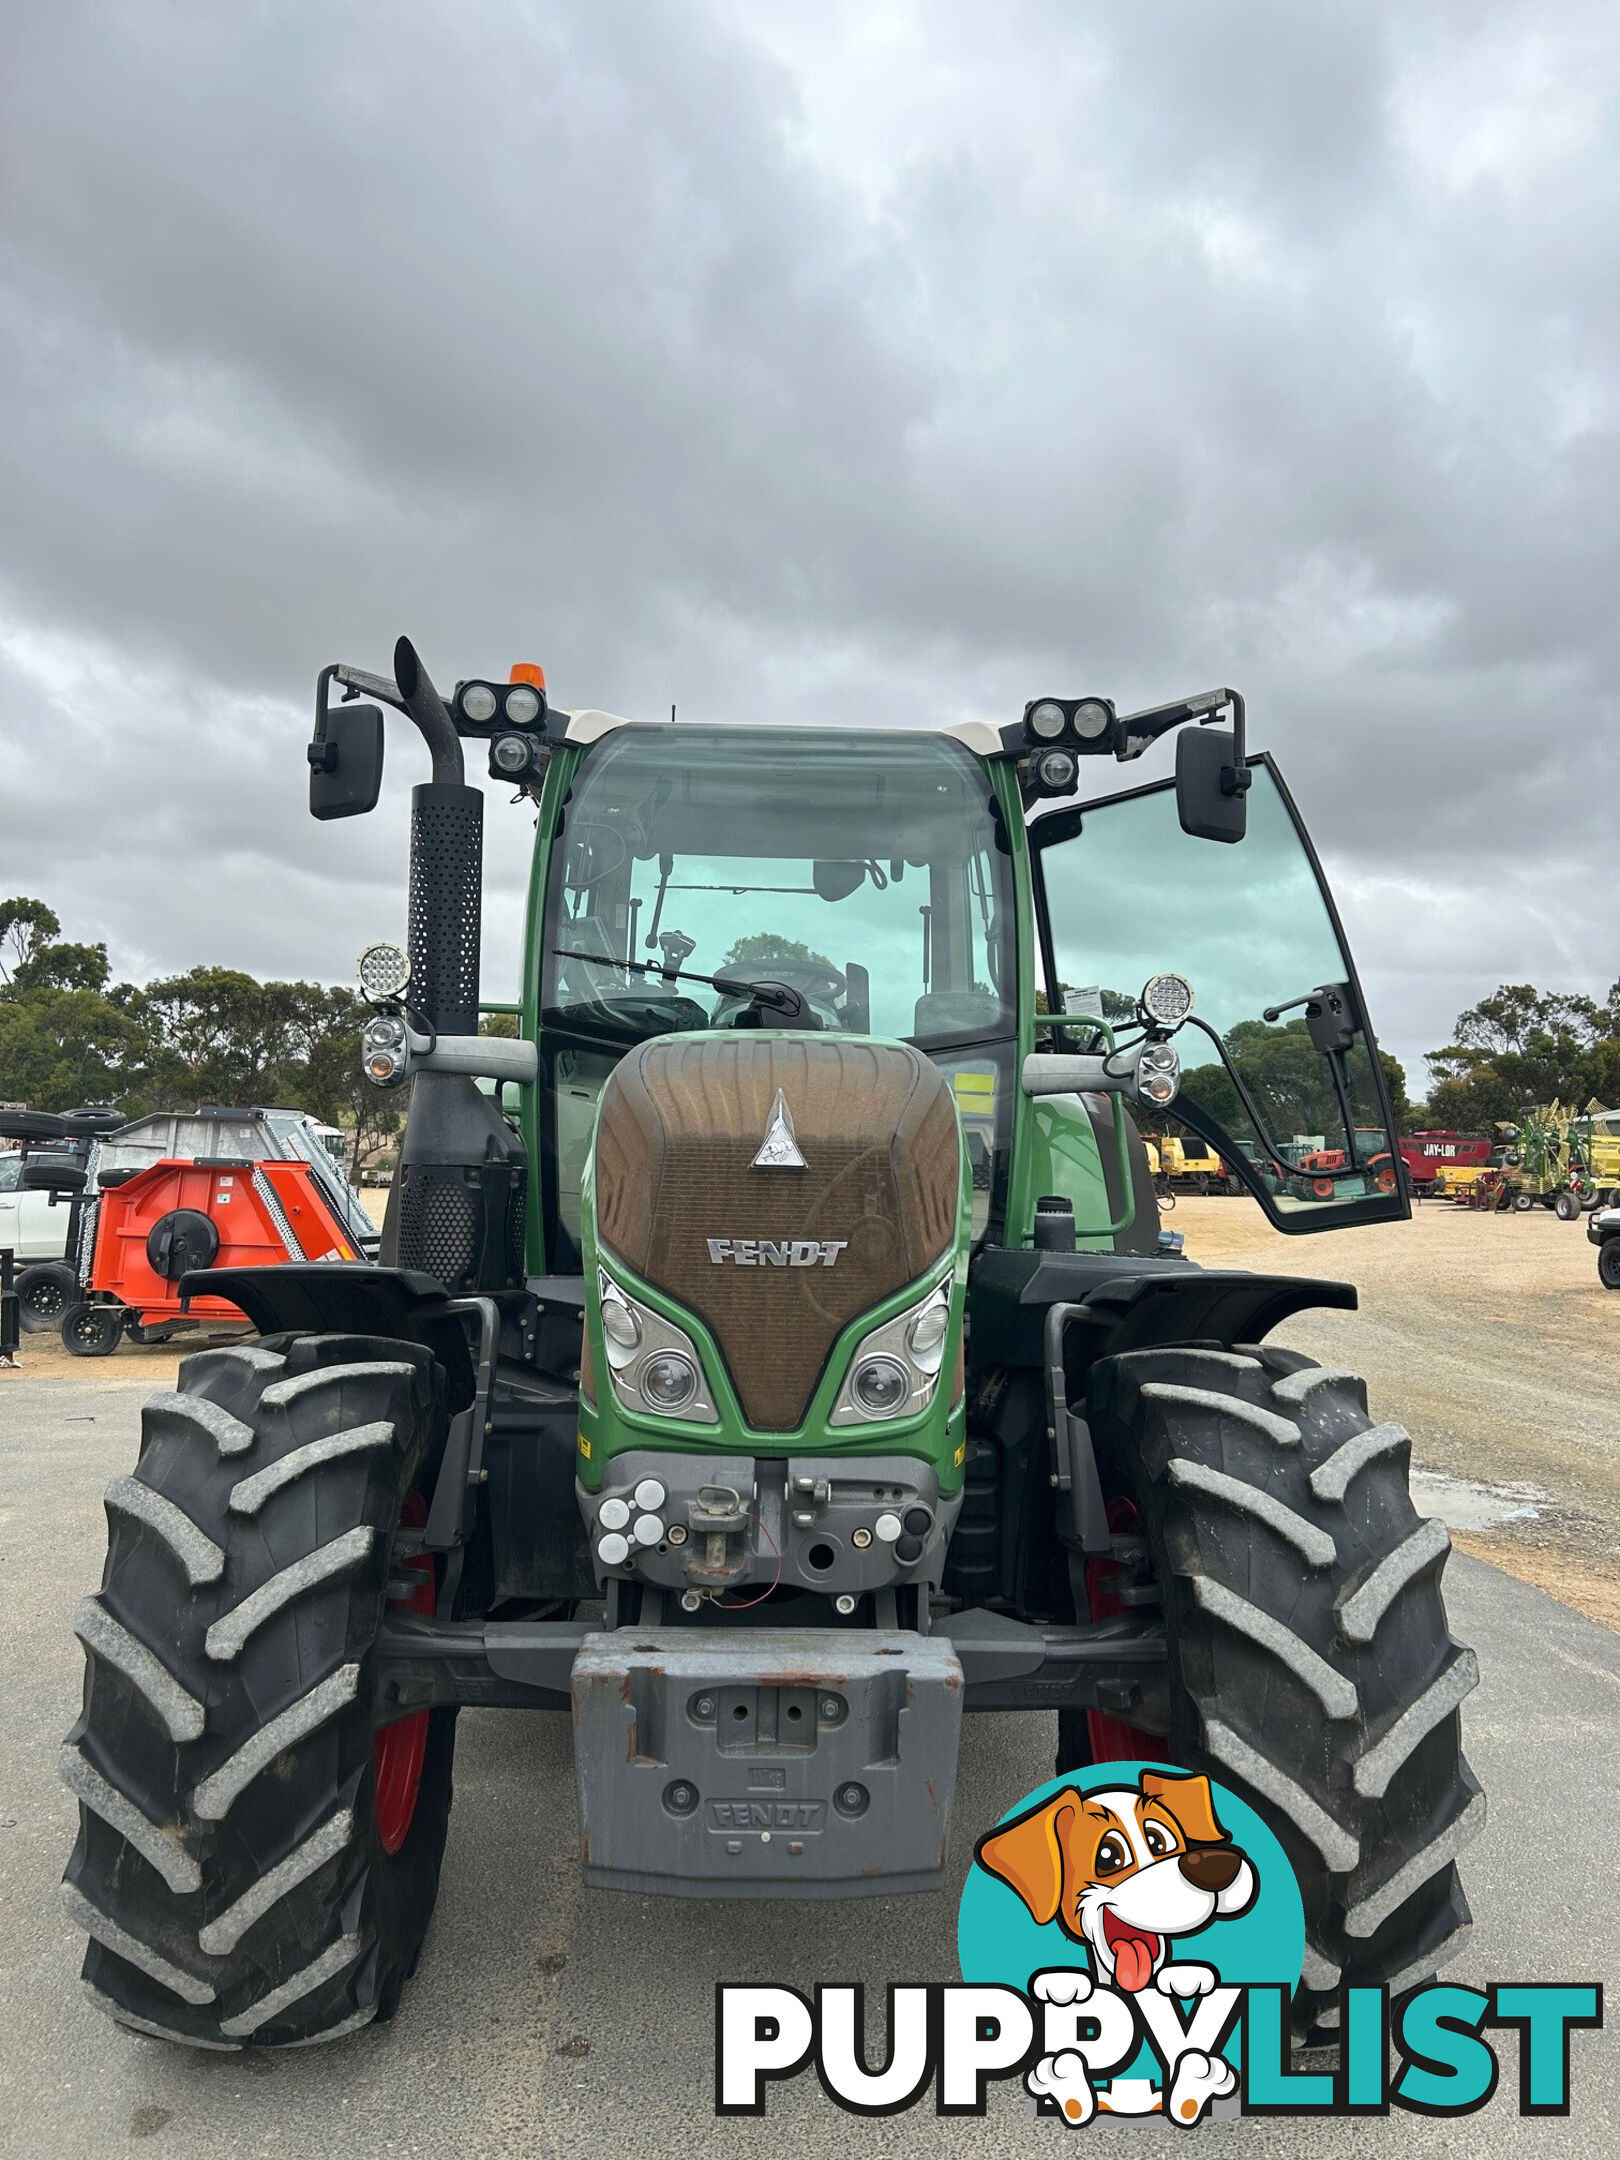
[751,1088,807,1171]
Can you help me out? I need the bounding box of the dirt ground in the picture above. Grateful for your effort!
[7,1191,1617,1628]
[1172,1192,1620,1631]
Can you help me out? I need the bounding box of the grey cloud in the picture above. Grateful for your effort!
[1,0,1617,1084]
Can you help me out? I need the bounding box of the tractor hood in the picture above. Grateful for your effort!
[592,1035,960,1430]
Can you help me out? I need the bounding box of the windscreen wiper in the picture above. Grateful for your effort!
[549,949,811,1023]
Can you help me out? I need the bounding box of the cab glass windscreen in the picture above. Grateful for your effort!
[1034,759,1398,1215]
[541,727,1015,1051]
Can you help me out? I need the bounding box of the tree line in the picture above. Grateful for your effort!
[0,896,401,1171]
[3,892,1615,1150]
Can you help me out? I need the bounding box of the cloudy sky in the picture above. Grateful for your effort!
[2,0,1617,1086]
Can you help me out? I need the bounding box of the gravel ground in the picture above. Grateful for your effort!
[2,1371,1616,2157]
[1172,1193,1620,1629]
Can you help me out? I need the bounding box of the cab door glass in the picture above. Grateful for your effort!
[1031,758,1402,1223]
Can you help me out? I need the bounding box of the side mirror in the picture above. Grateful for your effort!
[1176,726,1247,843]
[309,703,385,821]
[20,1157,86,1194]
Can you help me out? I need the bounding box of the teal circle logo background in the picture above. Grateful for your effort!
[958,1761,1305,2000]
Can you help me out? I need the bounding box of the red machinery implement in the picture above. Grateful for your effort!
[57,1107,377,1357]
[1397,1129,1492,1197]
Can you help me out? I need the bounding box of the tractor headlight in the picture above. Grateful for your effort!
[594,1266,718,1423]
[849,1354,910,1417]
[360,1012,410,1088]
[459,682,499,724]
[600,1289,643,1359]
[1135,1040,1181,1108]
[503,683,543,725]
[640,1351,698,1414]
[1072,698,1112,740]
[830,1274,954,1427]
[1029,700,1067,739]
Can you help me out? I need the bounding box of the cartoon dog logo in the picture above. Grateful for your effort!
[975,1769,1258,2124]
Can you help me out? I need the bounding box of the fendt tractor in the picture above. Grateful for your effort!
[61,647,1482,2052]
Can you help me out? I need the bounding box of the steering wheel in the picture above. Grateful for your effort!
[728,951,847,1001]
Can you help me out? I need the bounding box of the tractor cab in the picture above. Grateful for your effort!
[536,724,1017,1263]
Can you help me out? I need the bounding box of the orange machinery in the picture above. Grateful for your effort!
[61,1146,367,1357]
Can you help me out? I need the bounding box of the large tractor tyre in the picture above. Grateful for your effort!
[61,1332,456,2049]
[16,1260,78,1333]
[1085,1342,1482,2036]
[1598,1241,1620,1291]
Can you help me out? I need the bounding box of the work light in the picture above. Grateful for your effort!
[1034,746,1078,794]
[1139,972,1195,1029]
[356,941,411,1005]
[503,684,542,725]
[490,732,541,779]
[1029,700,1067,739]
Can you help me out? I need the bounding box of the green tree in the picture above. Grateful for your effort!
[1421,980,1618,1129]
[0,896,62,986]
[722,934,834,972]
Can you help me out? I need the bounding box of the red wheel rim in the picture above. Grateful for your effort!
[373,1495,434,1856]
[1083,1497,1174,1765]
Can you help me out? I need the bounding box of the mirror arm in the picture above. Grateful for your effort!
[1222,692,1249,794]
[1325,1045,1359,1152]
[1181,1014,1302,1182]
[1114,686,1246,764]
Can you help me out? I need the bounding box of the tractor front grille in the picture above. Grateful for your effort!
[594,1036,959,1430]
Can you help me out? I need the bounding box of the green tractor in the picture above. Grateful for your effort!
[62,651,1481,2049]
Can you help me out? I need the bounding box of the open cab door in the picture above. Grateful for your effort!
[1030,756,1408,1233]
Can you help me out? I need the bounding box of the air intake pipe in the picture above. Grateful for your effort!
[384,639,524,1294]
[394,637,482,1038]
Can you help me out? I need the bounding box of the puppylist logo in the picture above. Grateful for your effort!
[716,1762,1603,2124]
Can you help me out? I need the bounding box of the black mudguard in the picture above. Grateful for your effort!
[182,1262,480,1408]
[968,1247,1356,1374]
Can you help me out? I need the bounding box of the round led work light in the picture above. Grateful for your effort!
[459,683,499,724]
[1028,700,1067,740]
[1139,972,1195,1030]
[356,942,411,1005]
[504,684,542,725]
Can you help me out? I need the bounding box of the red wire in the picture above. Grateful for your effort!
[715,1509,783,1611]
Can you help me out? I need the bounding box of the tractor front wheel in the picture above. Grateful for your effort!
[1087,1342,1482,2035]
[61,1332,457,2047]
[1554,1190,1581,1222]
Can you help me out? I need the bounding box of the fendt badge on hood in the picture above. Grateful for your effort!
[707,1238,847,1267]
[751,1088,808,1170]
